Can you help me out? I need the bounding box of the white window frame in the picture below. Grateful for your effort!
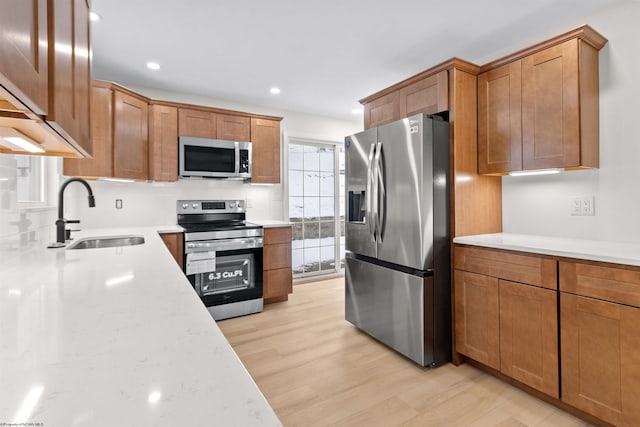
[283,134,345,281]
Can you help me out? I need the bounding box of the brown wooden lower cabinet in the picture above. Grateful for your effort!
[454,245,559,397]
[561,292,640,426]
[263,226,292,303]
[159,232,183,269]
[454,270,500,370]
[499,279,558,398]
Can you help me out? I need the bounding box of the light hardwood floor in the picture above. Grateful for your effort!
[218,277,591,427]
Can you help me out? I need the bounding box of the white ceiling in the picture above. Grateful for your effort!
[90,0,622,121]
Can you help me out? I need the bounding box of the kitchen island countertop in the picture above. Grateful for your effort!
[0,226,281,426]
[454,232,640,267]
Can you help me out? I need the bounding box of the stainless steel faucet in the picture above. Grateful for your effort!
[48,177,96,248]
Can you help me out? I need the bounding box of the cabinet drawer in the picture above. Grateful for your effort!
[264,242,291,270]
[454,245,556,289]
[264,226,292,245]
[560,261,640,308]
[263,268,292,299]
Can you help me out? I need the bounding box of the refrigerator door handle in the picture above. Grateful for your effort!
[366,143,377,242]
[375,142,385,243]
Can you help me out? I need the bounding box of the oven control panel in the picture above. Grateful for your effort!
[177,200,245,214]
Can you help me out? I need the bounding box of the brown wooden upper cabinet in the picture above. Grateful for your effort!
[0,0,49,115]
[113,91,149,180]
[363,92,399,129]
[64,82,148,180]
[251,118,281,183]
[217,114,250,141]
[478,26,607,175]
[362,69,449,130]
[478,61,522,174]
[178,108,217,138]
[46,0,91,156]
[0,0,92,157]
[149,104,178,181]
[399,70,448,118]
[64,82,114,177]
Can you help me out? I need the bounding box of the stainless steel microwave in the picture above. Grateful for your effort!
[179,137,252,179]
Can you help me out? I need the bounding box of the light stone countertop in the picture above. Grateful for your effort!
[453,232,640,267]
[0,226,281,427]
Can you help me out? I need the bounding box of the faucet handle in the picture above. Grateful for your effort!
[66,219,80,224]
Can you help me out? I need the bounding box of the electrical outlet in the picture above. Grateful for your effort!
[582,196,595,216]
[116,199,123,209]
[570,197,582,215]
[570,196,595,216]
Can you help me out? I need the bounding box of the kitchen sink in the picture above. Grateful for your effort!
[67,235,145,250]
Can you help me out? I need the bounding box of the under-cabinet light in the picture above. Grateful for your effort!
[508,169,561,177]
[100,178,136,183]
[0,129,45,153]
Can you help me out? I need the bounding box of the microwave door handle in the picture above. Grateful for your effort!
[366,143,376,242]
[375,142,385,244]
[234,141,240,175]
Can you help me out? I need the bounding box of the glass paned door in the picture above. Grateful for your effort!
[289,141,343,277]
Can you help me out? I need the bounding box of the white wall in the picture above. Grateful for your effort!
[64,89,361,228]
[501,0,640,243]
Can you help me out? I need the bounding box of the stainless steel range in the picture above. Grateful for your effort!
[177,200,264,320]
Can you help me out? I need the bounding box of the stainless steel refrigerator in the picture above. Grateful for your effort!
[345,113,450,367]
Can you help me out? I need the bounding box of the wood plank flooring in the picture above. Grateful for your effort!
[218,277,591,427]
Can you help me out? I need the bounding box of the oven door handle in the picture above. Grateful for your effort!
[186,251,216,276]
[187,237,264,253]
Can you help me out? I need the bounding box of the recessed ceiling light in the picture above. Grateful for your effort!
[89,11,101,21]
[269,87,281,95]
[351,108,363,114]
[146,62,160,70]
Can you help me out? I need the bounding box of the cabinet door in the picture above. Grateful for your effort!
[160,232,184,269]
[399,70,448,117]
[263,268,292,299]
[178,108,217,138]
[217,114,250,141]
[47,0,91,155]
[251,118,280,183]
[499,280,558,397]
[63,83,113,177]
[522,39,579,169]
[478,61,522,174]
[0,0,48,114]
[149,104,178,181]
[454,270,500,369]
[113,91,148,180]
[561,293,640,426]
[363,91,399,129]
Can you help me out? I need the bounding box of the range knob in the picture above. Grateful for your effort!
[182,203,189,209]
[229,202,236,208]
[192,203,199,209]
